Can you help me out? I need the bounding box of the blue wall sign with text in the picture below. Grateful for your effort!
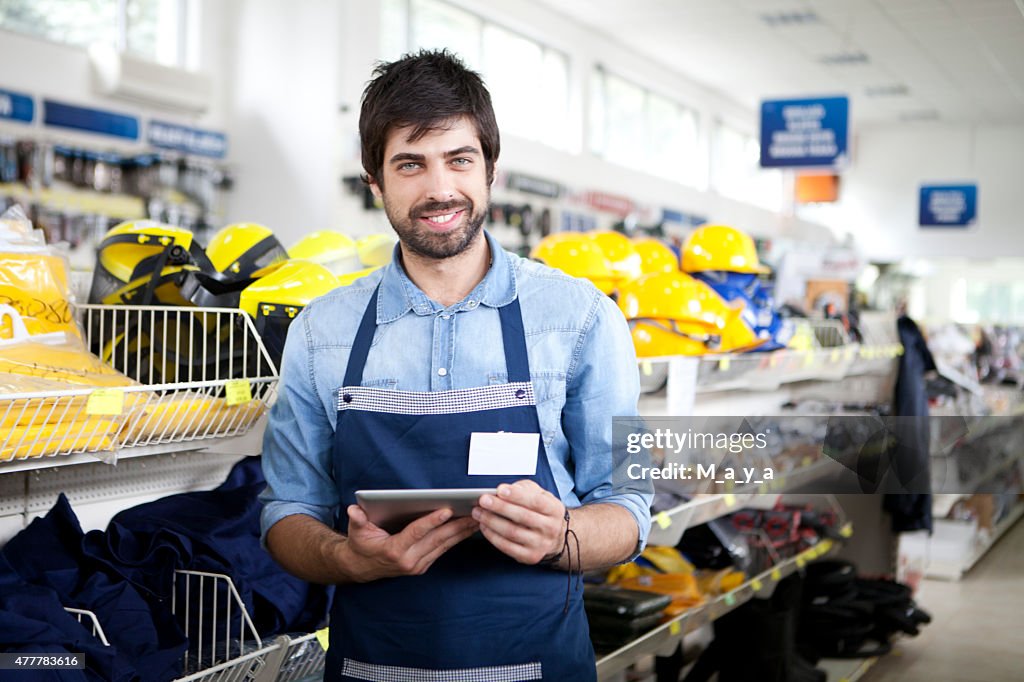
[0,88,34,123]
[43,100,139,140]
[760,96,849,168]
[919,184,977,227]
[148,120,228,159]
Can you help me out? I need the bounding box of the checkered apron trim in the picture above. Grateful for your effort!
[336,382,536,415]
[342,659,543,682]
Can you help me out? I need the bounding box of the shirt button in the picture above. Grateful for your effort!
[442,314,451,320]
[437,367,448,377]
[467,300,478,309]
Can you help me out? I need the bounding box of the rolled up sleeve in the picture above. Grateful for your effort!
[562,292,653,560]
[259,310,339,547]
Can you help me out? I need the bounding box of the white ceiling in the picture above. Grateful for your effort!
[534,0,1024,127]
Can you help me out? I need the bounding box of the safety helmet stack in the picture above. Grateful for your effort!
[633,237,679,275]
[617,271,764,357]
[289,230,364,275]
[682,224,791,351]
[587,231,643,284]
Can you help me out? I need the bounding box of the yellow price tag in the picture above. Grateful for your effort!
[803,351,814,367]
[796,556,806,568]
[751,578,763,592]
[896,344,904,356]
[641,361,653,376]
[801,456,813,467]
[831,349,841,363]
[655,512,672,530]
[315,627,330,651]
[723,493,736,508]
[859,347,870,359]
[225,379,253,406]
[719,356,731,371]
[818,539,834,554]
[86,388,124,416]
[845,347,856,361]
[840,524,853,538]
[669,620,681,635]
[770,568,782,581]
[724,479,735,493]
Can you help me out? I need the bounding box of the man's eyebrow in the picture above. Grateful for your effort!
[445,146,480,157]
[389,152,425,164]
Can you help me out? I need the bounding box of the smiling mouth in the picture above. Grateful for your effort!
[419,209,465,230]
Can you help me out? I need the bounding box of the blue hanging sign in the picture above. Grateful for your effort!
[760,96,849,168]
[919,184,977,227]
[148,120,228,159]
[43,100,139,140]
[661,208,707,228]
[0,88,34,123]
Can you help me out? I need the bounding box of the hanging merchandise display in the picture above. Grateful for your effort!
[288,230,363,275]
[633,237,679,275]
[617,271,764,357]
[587,230,643,284]
[530,232,618,294]
[682,224,793,351]
[355,233,397,268]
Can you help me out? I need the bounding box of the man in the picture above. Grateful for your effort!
[260,49,652,682]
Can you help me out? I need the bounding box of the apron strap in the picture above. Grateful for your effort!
[342,284,532,386]
[343,286,380,387]
[498,297,531,383]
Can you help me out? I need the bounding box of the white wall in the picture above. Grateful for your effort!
[224,0,839,247]
[799,124,1024,261]
[0,18,231,145]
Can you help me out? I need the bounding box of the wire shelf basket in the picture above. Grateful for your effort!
[270,632,326,682]
[0,305,278,467]
[64,606,110,646]
[172,569,274,682]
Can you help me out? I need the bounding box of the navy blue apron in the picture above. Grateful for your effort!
[326,287,596,682]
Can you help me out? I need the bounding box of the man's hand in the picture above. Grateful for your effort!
[472,480,566,565]
[340,505,479,582]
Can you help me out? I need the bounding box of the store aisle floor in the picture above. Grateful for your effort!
[864,516,1024,682]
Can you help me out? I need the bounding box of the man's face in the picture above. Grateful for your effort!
[370,116,490,260]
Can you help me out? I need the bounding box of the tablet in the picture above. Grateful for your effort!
[355,488,497,533]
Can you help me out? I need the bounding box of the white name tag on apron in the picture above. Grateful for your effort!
[468,432,539,476]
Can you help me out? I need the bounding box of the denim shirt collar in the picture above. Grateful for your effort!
[376,230,518,324]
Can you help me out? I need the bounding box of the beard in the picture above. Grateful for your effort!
[383,192,488,260]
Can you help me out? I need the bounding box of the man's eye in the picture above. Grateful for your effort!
[399,162,421,171]
[451,158,471,166]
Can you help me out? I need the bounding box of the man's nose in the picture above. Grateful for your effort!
[424,165,456,203]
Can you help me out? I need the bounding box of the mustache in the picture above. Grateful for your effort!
[411,199,472,218]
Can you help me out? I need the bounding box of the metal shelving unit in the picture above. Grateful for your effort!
[595,522,854,681]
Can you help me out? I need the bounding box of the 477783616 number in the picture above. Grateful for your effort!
[0,653,85,669]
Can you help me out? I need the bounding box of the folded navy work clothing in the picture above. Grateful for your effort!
[82,456,331,637]
[0,551,127,682]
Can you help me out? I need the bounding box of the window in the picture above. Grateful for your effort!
[711,120,784,212]
[383,0,573,152]
[589,68,702,187]
[0,0,188,67]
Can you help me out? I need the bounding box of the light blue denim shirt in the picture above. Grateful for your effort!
[259,230,653,556]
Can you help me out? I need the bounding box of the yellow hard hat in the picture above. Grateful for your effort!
[356,233,397,267]
[206,222,288,280]
[617,271,763,357]
[89,220,199,305]
[530,232,617,294]
[633,237,679,274]
[588,231,643,282]
[681,224,769,274]
[289,230,363,275]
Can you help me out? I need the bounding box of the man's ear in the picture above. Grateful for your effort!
[368,176,383,199]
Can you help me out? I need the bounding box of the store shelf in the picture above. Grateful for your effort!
[0,304,278,473]
[923,502,1024,581]
[595,523,852,681]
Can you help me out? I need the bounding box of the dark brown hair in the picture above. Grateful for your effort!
[359,49,500,187]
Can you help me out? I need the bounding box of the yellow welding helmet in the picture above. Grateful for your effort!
[206,222,288,280]
[88,220,199,305]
